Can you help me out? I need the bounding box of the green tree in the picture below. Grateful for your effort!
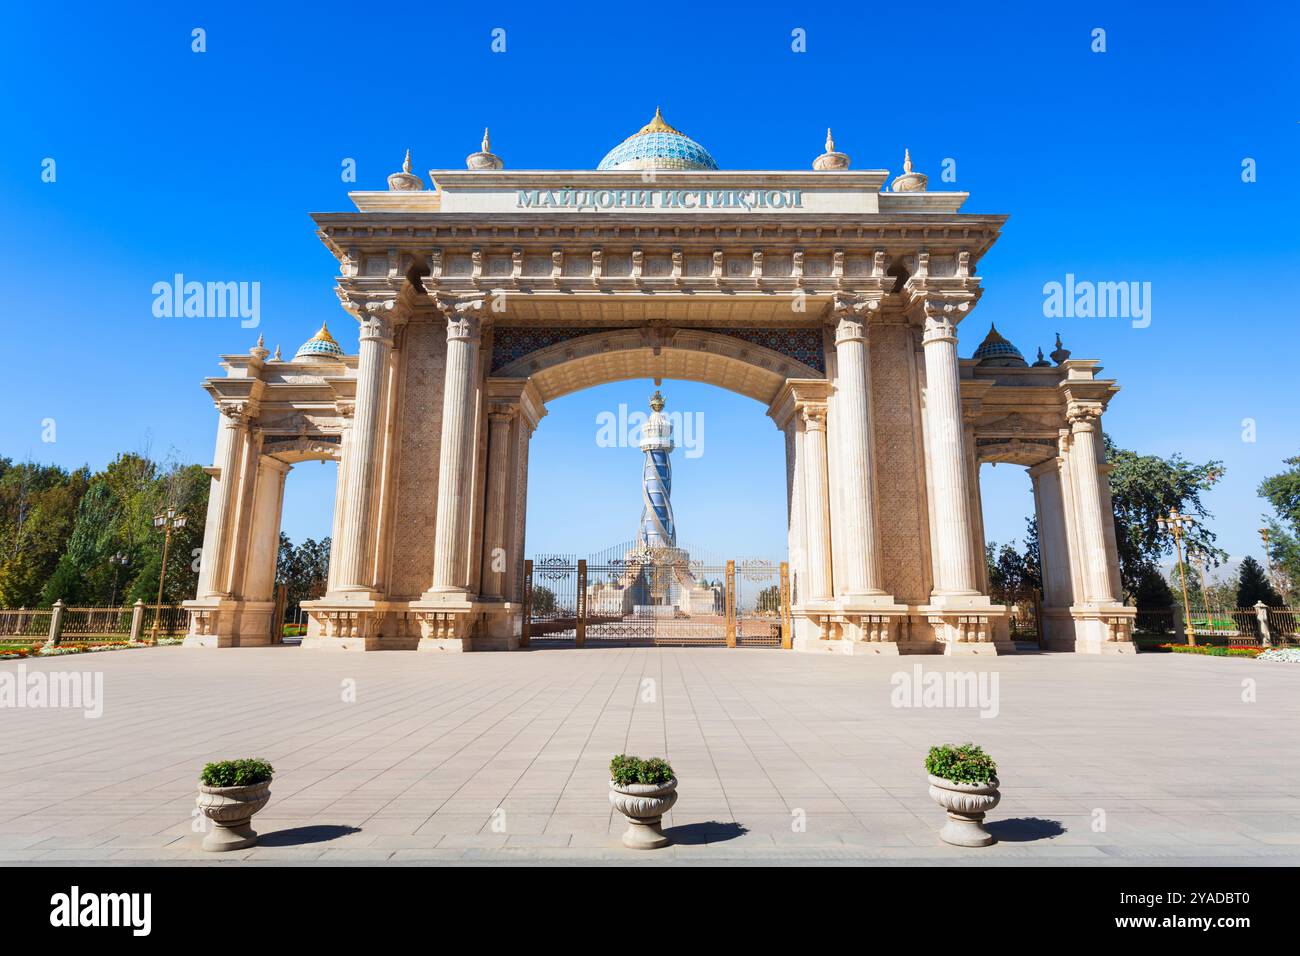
[1236,556,1282,607]
[276,534,332,620]
[1259,455,1300,602]
[1105,436,1223,601]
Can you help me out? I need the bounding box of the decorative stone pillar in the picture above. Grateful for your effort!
[830,300,885,597]
[429,297,486,595]
[1066,403,1117,605]
[801,404,833,603]
[198,402,252,598]
[479,404,515,599]
[921,303,979,598]
[333,302,397,593]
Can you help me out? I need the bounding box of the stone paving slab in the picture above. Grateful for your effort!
[1,646,1298,865]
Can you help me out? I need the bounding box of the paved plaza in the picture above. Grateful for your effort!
[1,647,1298,865]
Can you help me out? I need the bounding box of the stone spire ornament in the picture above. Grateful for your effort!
[890,148,928,192]
[273,344,283,361]
[387,149,424,191]
[1031,346,1052,368]
[250,334,269,361]
[1050,331,1072,365]
[812,128,850,171]
[466,128,504,170]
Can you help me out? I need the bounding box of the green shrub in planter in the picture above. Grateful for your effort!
[200,758,274,788]
[610,754,674,786]
[925,743,997,785]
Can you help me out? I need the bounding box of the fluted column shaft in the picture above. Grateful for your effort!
[335,310,393,591]
[1067,408,1117,604]
[801,405,834,601]
[922,311,979,595]
[480,407,514,599]
[833,314,885,595]
[199,407,249,598]
[430,307,483,592]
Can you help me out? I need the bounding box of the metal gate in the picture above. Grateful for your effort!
[522,542,789,649]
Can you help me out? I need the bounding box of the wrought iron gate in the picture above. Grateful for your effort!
[523,542,788,648]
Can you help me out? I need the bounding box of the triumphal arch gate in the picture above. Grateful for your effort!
[183,116,1136,656]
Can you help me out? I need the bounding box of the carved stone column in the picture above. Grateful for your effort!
[1066,403,1117,605]
[198,402,253,598]
[333,302,397,593]
[921,303,980,597]
[801,404,833,603]
[429,296,486,594]
[479,404,514,599]
[831,299,885,597]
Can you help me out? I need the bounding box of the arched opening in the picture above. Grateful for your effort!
[233,441,340,646]
[274,455,339,643]
[517,363,797,648]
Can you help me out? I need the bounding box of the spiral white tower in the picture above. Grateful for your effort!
[638,390,676,548]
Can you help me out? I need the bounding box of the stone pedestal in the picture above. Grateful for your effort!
[183,598,276,648]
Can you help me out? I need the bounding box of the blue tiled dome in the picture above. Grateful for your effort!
[294,322,345,362]
[971,324,1028,368]
[598,109,719,171]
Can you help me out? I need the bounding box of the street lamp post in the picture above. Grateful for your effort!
[150,508,187,644]
[1157,508,1197,647]
[108,551,129,608]
[1190,551,1215,637]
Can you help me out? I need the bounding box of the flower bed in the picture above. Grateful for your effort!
[1258,647,1300,663]
[1161,643,1262,658]
[39,641,150,656]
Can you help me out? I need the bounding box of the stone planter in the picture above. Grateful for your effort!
[927,774,1000,847]
[609,778,678,849]
[195,780,272,851]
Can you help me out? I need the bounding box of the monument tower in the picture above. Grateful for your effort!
[638,390,676,549]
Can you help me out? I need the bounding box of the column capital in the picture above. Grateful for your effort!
[216,399,259,425]
[434,293,490,342]
[487,403,515,426]
[801,404,828,431]
[918,298,971,345]
[828,293,881,345]
[1067,401,1104,432]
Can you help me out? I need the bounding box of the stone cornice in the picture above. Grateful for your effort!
[313,213,1007,256]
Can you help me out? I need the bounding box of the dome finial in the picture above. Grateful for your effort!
[1050,332,1072,365]
[813,127,850,171]
[467,127,504,170]
[294,320,345,362]
[649,389,665,413]
[890,148,928,192]
[388,149,423,190]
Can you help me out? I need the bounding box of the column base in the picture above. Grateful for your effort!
[1043,605,1137,654]
[300,597,422,651]
[182,599,275,648]
[407,595,521,652]
[922,598,1011,653]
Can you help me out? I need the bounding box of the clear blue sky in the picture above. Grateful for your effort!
[2,2,1296,567]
